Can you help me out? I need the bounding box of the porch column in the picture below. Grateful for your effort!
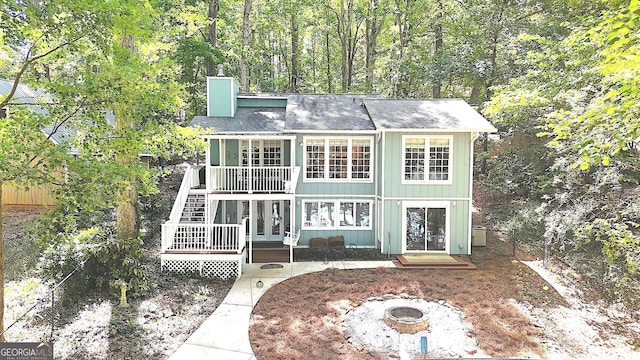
[289,198,295,263]
[248,199,253,264]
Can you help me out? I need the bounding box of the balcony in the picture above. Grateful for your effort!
[208,166,299,193]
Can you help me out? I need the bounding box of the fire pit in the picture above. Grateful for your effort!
[383,306,430,334]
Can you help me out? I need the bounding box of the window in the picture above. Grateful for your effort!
[241,140,282,167]
[351,139,371,179]
[304,137,373,181]
[403,136,452,183]
[329,139,348,179]
[302,200,372,229]
[305,139,325,179]
[403,201,449,252]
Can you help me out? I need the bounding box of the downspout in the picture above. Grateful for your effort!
[290,137,296,263]
[204,139,210,227]
[374,132,380,249]
[205,138,210,192]
[249,199,253,264]
[380,130,386,254]
[468,132,480,255]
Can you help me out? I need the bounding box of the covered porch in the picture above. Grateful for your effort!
[160,182,299,277]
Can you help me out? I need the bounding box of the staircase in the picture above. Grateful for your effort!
[180,194,206,223]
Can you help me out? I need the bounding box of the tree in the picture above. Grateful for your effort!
[207,0,220,76]
[0,0,117,341]
[240,0,253,90]
[486,0,639,305]
[364,0,387,92]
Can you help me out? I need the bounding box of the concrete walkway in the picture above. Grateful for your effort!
[169,260,396,360]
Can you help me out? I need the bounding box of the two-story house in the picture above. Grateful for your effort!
[160,74,496,278]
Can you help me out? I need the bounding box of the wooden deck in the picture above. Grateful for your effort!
[393,254,476,270]
[251,247,290,263]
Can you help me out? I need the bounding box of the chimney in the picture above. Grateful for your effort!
[207,66,239,117]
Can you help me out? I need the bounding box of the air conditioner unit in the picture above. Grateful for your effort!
[471,226,486,247]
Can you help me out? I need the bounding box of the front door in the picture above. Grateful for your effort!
[254,200,285,242]
[403,201,449,253]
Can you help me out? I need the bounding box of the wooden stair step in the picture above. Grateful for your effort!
[393,255,476,270]
[252,248,290,263]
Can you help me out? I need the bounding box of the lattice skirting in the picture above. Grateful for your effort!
[161,258,242,279]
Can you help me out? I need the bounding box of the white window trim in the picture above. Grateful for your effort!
[303,136,374,183]
[401,200,450,254]
[401,135,453,185]
[240,139,283,167]
[301,200,373,230]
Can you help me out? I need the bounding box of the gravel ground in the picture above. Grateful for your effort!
[340,298,488,358]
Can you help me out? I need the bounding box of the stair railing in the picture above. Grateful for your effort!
[168,165,195,223]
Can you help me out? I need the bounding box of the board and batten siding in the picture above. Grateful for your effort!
[295,199,376,248]
[380,132,474,255]
[294,134,376,196]
[382,132,472,198]
[236,97,286,108]
[207,77,238,117]
[382,198,471,255]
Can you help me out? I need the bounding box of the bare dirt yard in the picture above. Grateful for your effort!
[2,208,233,359]
[249,236,640,360]
[3,184,640,360]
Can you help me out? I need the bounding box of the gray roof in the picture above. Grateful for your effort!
[1,80,133,154]
[192,107,286,133]
[0,79,48,114]
[285,94,376,131]
[364,98,497,132]
[0,79,77,146]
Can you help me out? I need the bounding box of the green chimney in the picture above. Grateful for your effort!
[207,71,239,117]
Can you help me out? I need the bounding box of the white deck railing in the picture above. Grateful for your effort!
[208,166,294,193]
[161,219,247,253]
[168,165,199,223]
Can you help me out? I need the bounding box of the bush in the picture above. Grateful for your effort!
[294,247,389,261]
[38,227,153,301]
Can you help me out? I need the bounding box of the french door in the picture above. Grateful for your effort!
[254,200,285,242]
[403,201,449,253]
[241,140,282,167]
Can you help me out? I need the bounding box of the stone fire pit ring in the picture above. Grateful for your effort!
[383,306,430,334]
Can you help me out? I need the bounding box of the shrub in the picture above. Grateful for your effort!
[38,227,153,301]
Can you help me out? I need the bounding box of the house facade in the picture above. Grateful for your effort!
[160,76,496,278]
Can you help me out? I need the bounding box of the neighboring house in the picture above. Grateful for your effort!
[0,79,67,207]
[0,79,151,207]
[161,75,497,278]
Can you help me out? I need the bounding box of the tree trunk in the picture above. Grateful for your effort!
[289,12,299,93]
[337,0,348,91]
[115,35,140,241]
[365,0,382,92]
[393,0,411,97]
[0,184,4,342]
[240,0,252,90]
[485,2,504,100]
[206,0,219,76]
[325,32,333,93]
[432,1,443,99]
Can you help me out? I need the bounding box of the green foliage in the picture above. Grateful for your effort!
[497,203,546,255]
[38,227,153,301]
[486,0,640,308]
[483,135,552,200]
